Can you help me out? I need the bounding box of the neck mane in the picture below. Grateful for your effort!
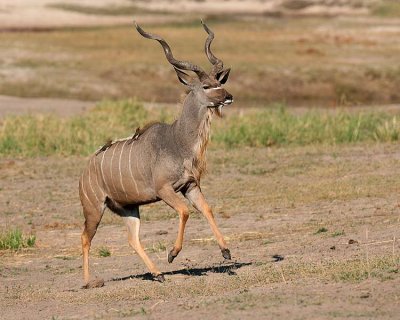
[193,108,213,179]
[175,92,214,182]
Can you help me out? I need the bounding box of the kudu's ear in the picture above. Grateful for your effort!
[174,67,192,86]
[216,68,231,84]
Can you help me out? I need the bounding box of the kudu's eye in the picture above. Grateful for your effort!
[202,85,211,90]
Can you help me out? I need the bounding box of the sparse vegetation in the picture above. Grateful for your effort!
[315,227,328,234]
[271,255,400,284]
[148,241,167,253]
[331,230,345,237]
[372,0,400,17]
[0,229,36,250]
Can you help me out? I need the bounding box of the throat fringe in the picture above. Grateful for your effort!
[191,109,213,181]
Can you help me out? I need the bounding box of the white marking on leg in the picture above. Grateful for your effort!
[123,213,140,250]
[119,140,129,201]
[128,141,139,195]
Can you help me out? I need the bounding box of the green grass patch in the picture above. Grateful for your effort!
[331,230,345,237]
[0,101,399,157]
[372,0,400,17]
[314,227,328,234]
[0,229,36,250]
[214,107,400,148]
[98,247,111,257]
[0,99,150,157]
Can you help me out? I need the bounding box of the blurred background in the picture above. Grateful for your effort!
[1,0,399,113]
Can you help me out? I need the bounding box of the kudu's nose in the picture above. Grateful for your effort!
[224,93,233,105]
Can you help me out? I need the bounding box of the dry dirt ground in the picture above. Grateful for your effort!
[0,141,399,319]
[0,95,93,118]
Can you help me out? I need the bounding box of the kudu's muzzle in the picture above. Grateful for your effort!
[224,93,233,105]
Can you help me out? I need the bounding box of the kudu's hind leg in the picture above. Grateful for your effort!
[158,186,189,264]
[123,207,164,282]
[81,205,104,288]
[186,187,231,260]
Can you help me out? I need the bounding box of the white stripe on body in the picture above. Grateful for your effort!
[128,140,139,196]
[93,155,105,200]
[88,157,101,204]
[80,174,91,205]
[100,148,110,195]
[109,144,119,196]
[119,140,129,202]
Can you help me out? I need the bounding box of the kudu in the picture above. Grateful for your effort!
[79,21,233,287]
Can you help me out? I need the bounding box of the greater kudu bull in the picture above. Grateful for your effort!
[79,21,233,287]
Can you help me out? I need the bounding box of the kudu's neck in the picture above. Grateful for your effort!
[174,92,212,162]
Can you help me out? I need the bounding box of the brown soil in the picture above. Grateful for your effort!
[0,142,399,319]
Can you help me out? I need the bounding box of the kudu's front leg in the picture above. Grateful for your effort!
[185,187,231,260]
[158,186,189,264]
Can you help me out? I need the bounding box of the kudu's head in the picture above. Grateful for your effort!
[135,21,233,116]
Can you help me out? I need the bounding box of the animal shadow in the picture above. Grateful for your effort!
[110,261,252,282]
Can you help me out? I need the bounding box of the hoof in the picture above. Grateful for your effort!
[154,274,165,283]
[221,248,231,260]
[168,250,177,263]
[82,278,105,289]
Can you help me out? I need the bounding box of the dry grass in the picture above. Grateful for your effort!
[0,16,399,106]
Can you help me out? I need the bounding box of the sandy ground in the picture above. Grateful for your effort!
[0,0,188,30]
[0,0,132,29]
[0,143,399,319]
[0,0,372,30]
[0,95,93,117]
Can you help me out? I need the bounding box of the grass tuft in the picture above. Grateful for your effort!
[331,230,345,237]
[0,229,36,250]
[315,227,328,234]
[148,241,167,253]
[98,247,111,257]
